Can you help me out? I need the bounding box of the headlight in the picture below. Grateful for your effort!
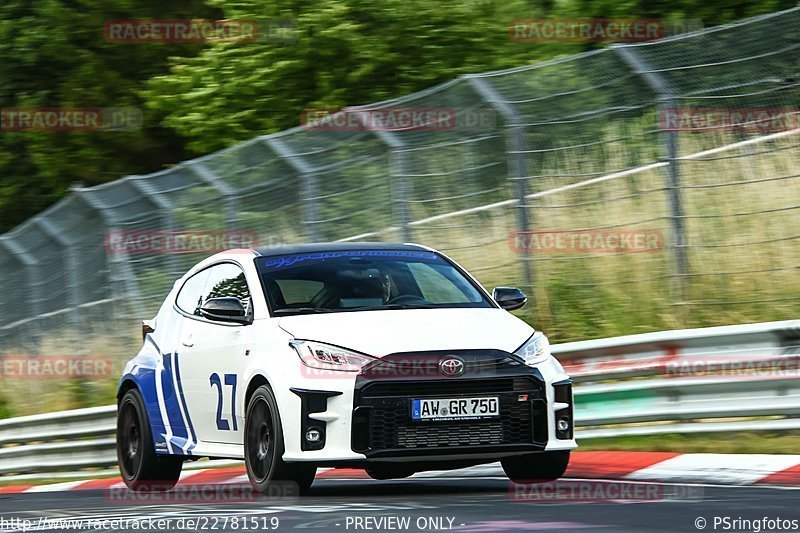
[289,340,376,372]
[514,332,551,366]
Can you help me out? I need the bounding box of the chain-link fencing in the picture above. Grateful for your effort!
[1,7,798,357]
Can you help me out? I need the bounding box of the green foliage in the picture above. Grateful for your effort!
[0,391,11,419]
[144,0,537,153]
[0,0,215,230]
[578,432,800,454]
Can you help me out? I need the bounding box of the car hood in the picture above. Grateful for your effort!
[277,308,533,356]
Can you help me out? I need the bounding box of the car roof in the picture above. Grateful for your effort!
[252,242,432,257]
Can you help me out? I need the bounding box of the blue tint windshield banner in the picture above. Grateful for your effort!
[260,250,439,270]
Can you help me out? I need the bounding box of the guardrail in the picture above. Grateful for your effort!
[1,319,799,477]
[0,406,117,475]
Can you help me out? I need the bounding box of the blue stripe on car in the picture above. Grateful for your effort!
[173,352,197,453]
[161,353,191,454]
[119,364,169,455]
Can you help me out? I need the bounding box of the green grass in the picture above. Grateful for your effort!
[421,129,800,343]
[577,432,800,454]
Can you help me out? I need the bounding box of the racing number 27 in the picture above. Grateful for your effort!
[209,373,238,431]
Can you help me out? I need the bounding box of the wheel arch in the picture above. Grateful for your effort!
[117,378,139,404]
[244,373,272,411]
[116,370,171,456]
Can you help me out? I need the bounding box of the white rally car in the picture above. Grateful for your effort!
[116,243,576,492]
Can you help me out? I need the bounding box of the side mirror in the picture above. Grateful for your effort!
[492,287,527,311]
[200,297,250,324]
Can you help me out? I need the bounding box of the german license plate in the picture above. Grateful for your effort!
[411,397,499,421]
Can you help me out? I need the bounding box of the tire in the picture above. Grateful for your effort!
[365,466,415,480]
[244,385,316,495]
[116,388,183,492]
[502,451,570,484]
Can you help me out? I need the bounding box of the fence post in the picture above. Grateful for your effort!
[34,217,82,328]
[0,237,43,345]
[389,149,413,243]
[263,137,320,242]
[350,110,413,243]
[465,76,534,296]
[188,162,239,231]
[613,45,689,305]
[128,177,181,279]
[71,186,145,319]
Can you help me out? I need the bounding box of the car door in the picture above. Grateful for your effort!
[178,262,253,446]
[151,267,211,455]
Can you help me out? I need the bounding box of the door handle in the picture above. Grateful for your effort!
[181,332,194,348]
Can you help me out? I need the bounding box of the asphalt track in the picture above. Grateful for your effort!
[1,477,799,533]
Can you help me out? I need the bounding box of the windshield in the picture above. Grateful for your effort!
[255,250,493,315]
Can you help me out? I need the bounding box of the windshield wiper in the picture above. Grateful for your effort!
[274,304,442,314]
[349,303,440,311]
[273,307,335,315]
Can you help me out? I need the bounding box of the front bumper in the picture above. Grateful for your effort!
[279,350,577,463]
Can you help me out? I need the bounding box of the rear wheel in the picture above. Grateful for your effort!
[244,385,316,495]
[116,388,183,491]
[502,451,570,484]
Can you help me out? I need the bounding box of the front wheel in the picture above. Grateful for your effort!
[244,385,316,495]
[116,388,183,492]
[501,451,570,484]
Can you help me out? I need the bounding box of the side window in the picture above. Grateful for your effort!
[176,270,210,316]
[201,263,251,313]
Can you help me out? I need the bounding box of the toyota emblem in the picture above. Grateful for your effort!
[439,357,465,377]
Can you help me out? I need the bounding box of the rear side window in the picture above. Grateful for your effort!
[176,270,209,315]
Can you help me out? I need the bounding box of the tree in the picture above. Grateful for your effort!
[144,0,538,154]
[0,0,215,230]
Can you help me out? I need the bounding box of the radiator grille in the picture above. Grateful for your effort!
[353,376,545,453]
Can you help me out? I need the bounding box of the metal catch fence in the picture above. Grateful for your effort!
[0,7,798,354]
